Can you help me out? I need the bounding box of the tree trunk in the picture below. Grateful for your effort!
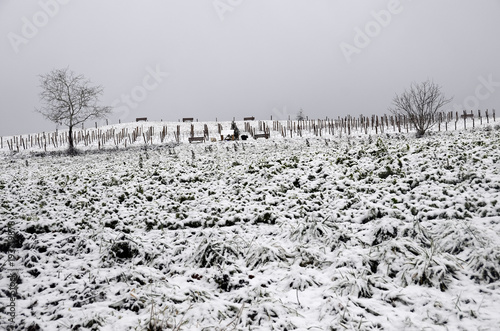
[68,125,75,154]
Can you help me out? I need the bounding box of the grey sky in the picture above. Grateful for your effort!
[1,0,499,136]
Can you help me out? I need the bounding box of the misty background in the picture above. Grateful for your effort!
[1,0,499,136]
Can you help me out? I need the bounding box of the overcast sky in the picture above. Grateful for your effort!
[1,0,499,136]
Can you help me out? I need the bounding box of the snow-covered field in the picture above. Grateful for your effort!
[1,124,500,330]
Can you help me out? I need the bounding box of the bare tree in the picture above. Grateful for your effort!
[36,67,112,153]
[390,80,452,137]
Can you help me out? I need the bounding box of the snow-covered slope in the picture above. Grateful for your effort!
[1,127,499,330]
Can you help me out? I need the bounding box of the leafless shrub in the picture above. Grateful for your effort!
[390,80,452,137]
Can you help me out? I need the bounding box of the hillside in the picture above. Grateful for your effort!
[1,126,500,330]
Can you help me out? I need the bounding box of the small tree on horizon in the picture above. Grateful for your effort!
[296,108,306,121]
[36,67,112,154]
[231,120,240,139]
[390,80,452,137]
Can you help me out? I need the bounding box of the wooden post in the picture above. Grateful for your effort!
[463,110,467,130]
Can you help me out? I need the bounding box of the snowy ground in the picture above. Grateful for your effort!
[1,124,500,330]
